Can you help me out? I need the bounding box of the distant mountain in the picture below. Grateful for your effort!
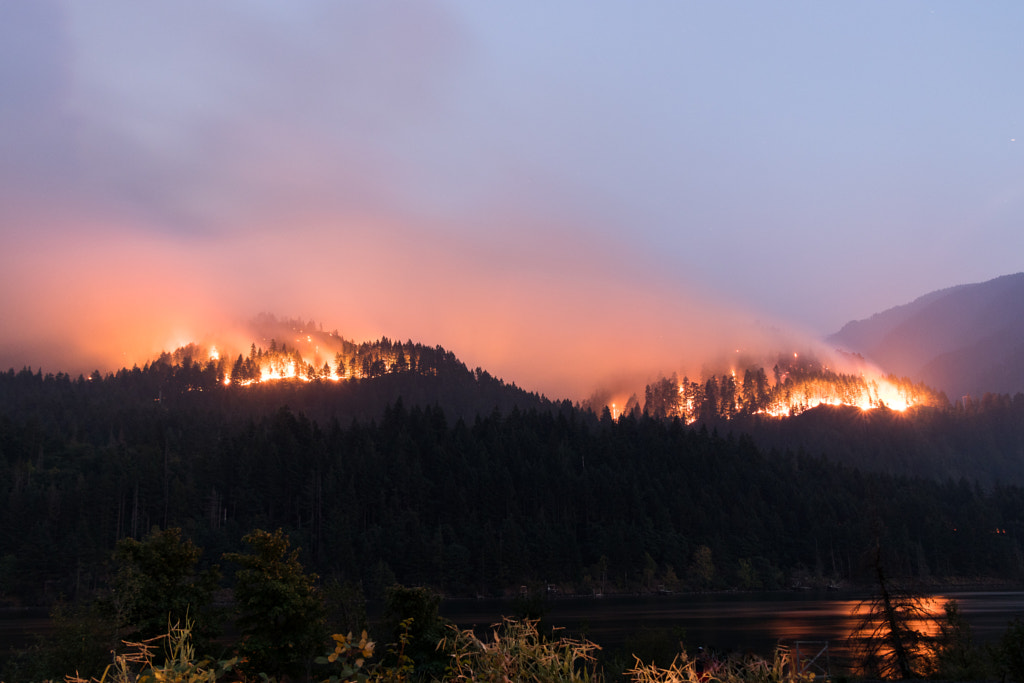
[827,273,1024,399]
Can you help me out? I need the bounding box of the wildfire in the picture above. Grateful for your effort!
[758,374,914,417]
[173,329,935,424]
[611,351,941,424]
[869,379,913,412]
[204,335,410,388]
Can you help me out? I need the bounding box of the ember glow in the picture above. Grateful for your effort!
[158,317,471,393]
[757,373,914,417]
[173,329,940,423]
[160,317,944,424]
[627,350,945,424]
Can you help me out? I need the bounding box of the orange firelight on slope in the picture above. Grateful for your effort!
[757,373,913,418]
[869,379,913,412]
[228,357,340,386]
[251,359,340,383]
[214,332,382,387]
[607,356,930,423]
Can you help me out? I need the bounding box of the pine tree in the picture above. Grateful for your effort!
[224,529,326,679]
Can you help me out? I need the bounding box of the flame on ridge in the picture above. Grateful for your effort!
[164,323,434,389]
[174,330,939,422]
[596,349,942,423]
[755,373,913,417]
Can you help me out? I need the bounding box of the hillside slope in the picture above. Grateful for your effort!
[827,272,1024,399]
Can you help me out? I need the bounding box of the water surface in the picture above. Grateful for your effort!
[442,590,1024,658]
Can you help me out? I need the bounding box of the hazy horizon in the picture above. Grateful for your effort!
[3,2,1022,400]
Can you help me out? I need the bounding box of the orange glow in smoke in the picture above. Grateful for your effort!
[757,373,913,417]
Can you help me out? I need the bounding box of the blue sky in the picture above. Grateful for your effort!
[1,2,1022,399]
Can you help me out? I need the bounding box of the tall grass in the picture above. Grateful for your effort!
[63,620,236,683]
[441,618,602,683]
[36,618,823,683]
[628,646,817,683]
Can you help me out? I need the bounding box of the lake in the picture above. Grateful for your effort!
[441,590,1024,664]
[4,590,1023,670]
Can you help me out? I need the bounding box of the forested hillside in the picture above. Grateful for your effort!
[634,353,1024,487]
[0,334,553,426]
[2,356,1023,607]
[740,395,1024,488]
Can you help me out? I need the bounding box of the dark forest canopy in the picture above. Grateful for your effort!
[2,352,1024,607]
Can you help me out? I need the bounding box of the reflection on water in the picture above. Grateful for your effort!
[0,608,50,652]
[846,594,948,677]
[441,590,1024,662]
[3,591,1022,668]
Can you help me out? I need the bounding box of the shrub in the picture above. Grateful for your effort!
[316,619,415,683]
[110,527,221,648]
[382,584,449,680]
[992,616,1024,683]
[223,528,326,680]
[8,599,119,682]
[933,599,987,680]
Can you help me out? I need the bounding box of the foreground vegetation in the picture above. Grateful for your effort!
[5,527,1024,683]
[4,341,1024,681]
[11,609,1024,683]
[22,617,810,683]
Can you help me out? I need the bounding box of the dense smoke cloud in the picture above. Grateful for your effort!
[1,199,809,400]
[0,2,792,400]
[3,3,1021,400]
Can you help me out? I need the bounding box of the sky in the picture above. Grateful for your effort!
[1,1,1022,400]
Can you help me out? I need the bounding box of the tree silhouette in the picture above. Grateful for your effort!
[848,545,937,678]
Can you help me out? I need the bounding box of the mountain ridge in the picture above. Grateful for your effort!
[827,272,1024,398]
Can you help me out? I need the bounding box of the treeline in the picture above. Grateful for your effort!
[628,356,1024,487]
[2,361,1023,608]
[0,344,551,427]
[158,335,488,385]
[737,394,1024,488]
[636,354,946,423]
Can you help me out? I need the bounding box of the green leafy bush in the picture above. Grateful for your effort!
[110,527,221,648]
[223,528,326,680]
[316,618,414,683]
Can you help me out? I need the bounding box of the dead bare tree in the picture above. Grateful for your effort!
[848,544,937,679]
